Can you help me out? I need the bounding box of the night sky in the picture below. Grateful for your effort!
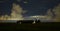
[0,0,14,16]
[20,0,60,16]
[0,0,60,16]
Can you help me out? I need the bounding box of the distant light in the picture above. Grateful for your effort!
[24,1,28,3]
[32,21,36,24]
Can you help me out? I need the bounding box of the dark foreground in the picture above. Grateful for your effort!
[0,22,59,31]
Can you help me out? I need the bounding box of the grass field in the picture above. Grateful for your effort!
[0,22,59,31]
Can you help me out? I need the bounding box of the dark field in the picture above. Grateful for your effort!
[0,22,59,31]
